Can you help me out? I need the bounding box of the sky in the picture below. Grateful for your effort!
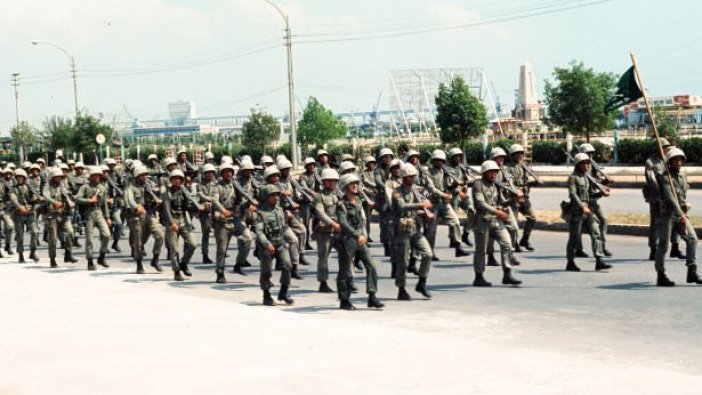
[1,0,700,132]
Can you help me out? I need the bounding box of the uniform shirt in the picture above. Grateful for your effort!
[10,183,37,214]
[505,162,532,195]
[254,203,287,248]
[71,173,87,195]
[360,168,377,197]
[314,189,339,228]
[299,171,319,193]
[660,169,689,217]
[196,179,218,214]
[644,155,665,202]
[472,178,501,217]
[76,182,110,217]
[162,186,196,225]
[42,181,72,216]
[567,168,590,213]
[124,182,146,213]
[427,166,450,201]
[336,194,367,239]
[392,184,425,221]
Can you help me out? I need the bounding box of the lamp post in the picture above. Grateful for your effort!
[261,0,298,168]
[31,40,79,118]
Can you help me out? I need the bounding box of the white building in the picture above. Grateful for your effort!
[169,100,197,125]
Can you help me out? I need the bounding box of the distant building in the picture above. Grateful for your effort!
[625,95,702,128]
[169,100,197,125]
[512,62,545,131]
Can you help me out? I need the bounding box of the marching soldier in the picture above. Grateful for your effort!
[384,159,403,277]
[0,168,14,255]
[105,158,125,253]
[471,160,522,287]
[176,148,196,177]
[565,153,611,272]
[360,155,378,241]
[10,169,41,263]
[124,165,164,274]
[336,173,384,310]
[75,167,111,270]
[316,149,332,172]
[446,147,476,247]
[278,159,311,268]
[71,162,87,245]
[42,167,78,267]
[505,144,540,251]
[487,148,522,267]
[374,148,395,256]
[254,184,294,306]
[299,157,319,250]
[392,163,434,300]
[579,143,613,256]
[197,163,217,264]
[147,154,164,178]
[654,148,702,287]
[162,169,200,281]
[313,168,341,293]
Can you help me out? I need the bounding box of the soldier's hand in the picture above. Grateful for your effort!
[54,201,64,209]
[583,207,592,216]
[369,201,376,208]
[155,199,163,206]
[292,202,300,210]
[283,190,292,197]
[331,222,341,233]
[170,223,179,233]
[458,191,467,201]
[420,201,432,210]
[286,211,293,220]
[89,195,98,204]
[135,206,146,216]
[105,218,112,228]
[19,206,29,215]
[221,208,232,218]
[441,193,451,201]
[679,216,687,226]
[358,235,367,246]
[495,209,509,220]
[266,244,276,256]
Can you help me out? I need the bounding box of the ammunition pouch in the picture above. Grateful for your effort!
[398,217,416,234]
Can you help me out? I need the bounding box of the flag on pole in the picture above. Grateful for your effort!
[604,66,644,114]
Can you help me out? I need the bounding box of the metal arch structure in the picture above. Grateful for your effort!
[388,67,486,139]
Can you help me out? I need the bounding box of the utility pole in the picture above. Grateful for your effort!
[11,73,20,131]
[70,57,79,117]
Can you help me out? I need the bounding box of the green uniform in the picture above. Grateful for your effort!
[360,168,377,238]
[42,181,74,262]
[107,171,125,245]
[162,186,197,273]
[124,179,165,262]
[391,184,433,288]
[298,170,319,246]
[75,182,110,261]
[504,161,537,246]
[9,183,39,256]
[374,163,392,247]
[0,179,15,252]
[70,172,87,236]
[254,201,291,291]
[446,163,476,240]
[279,175,307,265]
[565,168,604,261]
[655,169,697,273]
[336,193,379,301]
[472,178,513,274]
[196,178,217,261]
[212,176,254,273]
[313,188,340,282]
[426,165,461,248]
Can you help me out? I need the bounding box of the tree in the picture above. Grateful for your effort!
[435,76,488,146]
[42,116,74,153]
[10,121,37,162]
[297,97,347,149]
[72,114,114,164]
[241,109,281,154]
[652,105,679,138]
[544,61,617,142]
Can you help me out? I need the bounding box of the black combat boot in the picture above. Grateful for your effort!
[64,251,78,263]
[202,254,213,264]
[174,271,184,281]
[511,255,521,266]
[519,238,535,251]
[595,257,612,271]
[686,264,702,284]
[50,259,58,268]
[455,243,471,257]
[299,256,311,266]
[339,299,356,310]
[656,272,675,287]
[397,287,411,301]
[263,290,275,306]
[241,260,252,267]
[514,243,523,253]
[277,286,294,305]
[415,277,432,298]
[354,255,363,271]
[574,250,589,258]
[367,237,374,243]
[87,259,96,271]
[487,254,499,266]
[233,264,246,276]
[180,263,192,277]
[291,265,303,280]
[407,256,419,275]
[603,248,613,257]
[305,242,314,251]
[367,293,385,309]
[670,243,686,259]
[73,236,81,248]
[449,240,459,248]
[150,256,163,272]
[390,262,397,279]
[5,243,13,255]
[472,273,492,287]
[29,250,39,262]
[111,240,121,253]
[462,232,473,247]
[18,252,25,264]
[216,268,226,284]
[648,247,656,261]
[383,243,390,257]
[565,259,581,272]
[136,260,145,274]
[431,254,440,262]
[97,253,109,268]
[502,268,522,285]
[318,281,334,293]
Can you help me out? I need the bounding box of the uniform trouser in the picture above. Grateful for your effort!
[110,208,123,242]
[473,220,513,274]
[200,215,213,256]
[45,214,73,259]
[14,213,38,254]
[72,207,83,234]
[1,212,14,246]
[259,241,291,291]
[337,239,378,301]
[301,204,313,243]
[590,199,607,245]
[362,203,373,238]
[288,216,306,258]
[648,201,679,249]
[488,207,518,255]
[394,228,432,288]
[165,216,196,272]
[214,218,252,270]
[566,214,604,261]
[140,213,163,256]
[453,196,475,236]
[130,215,164,261]
[425,200,461,249]
[283,227,300,266]
[84,209,110,260]
[379,203,390,244]
[510,197,536,244]
[316,231,336,282]
[654,215,697,273]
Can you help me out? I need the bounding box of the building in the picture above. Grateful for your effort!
[625,95,702,128]
[168,100,197,125]
[513,62,545,131]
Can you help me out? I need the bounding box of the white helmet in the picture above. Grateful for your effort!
[238,160,254,171]
[204,152,215,160]
[170,169,185,180]
[29,164,40,171]
[221,155,233,164]
[431,149,447,162]
[339,161,357,174]
[364,155,376,165]
[164,157,177,168]
[448,147,463,158]
[260,155,274,165]
[60,163,69,171]
[14,169,27,179]
[201,163,217,174]
[509,144,525,155]
[133,166,149,178]
[339,173,360,190]
[316,149,329,158]
[574,153,591,165]
[3,167,14,175]
[304,157,316,166]
[480,160,500,174]
[404,150,420,162]
[89,167,102,177]
[579,144,596,154]
[666,148,686,163]
[490,147,507,159]
[263,166,280,179]
[389,158,402,169]
[50,167,63,178]
[219,163,236,174]
[147,154,158,161]
[75,162,85,169]
[177,147,187,156]
[104,158,117,166]
[400,163,418,178]
[321,168,340,181]
[379,148,394,159]
[277,159,293,170]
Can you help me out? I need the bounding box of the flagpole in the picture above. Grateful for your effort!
[630,52,686,224]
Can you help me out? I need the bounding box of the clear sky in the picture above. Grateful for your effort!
[1,0,699,131]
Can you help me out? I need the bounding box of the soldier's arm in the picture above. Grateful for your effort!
[124,186,138,210]
[314,194,335,225]
[75,185,92,205]
[42,184,57,205]
[210,186,226,212]
[661,176,686,217]
[472,182,497,214]
[568,175,586,209]
[336,201,359,239]
[162,192,175,225]
[100,188,110,217]
[393,190,422,214]
[254,214,271,249]
[9,190,20,209]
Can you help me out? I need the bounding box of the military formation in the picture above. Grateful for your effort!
[0,140,699,310]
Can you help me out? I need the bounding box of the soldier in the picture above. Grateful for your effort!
[299,157,319,250]
[176,148,196,178]
[360,155,378,241]
[162,169,200,281]
[565,153,612,272]
[278,158,311,269]
[1,168,15,255]
[197,163,217,264]
[254,184,294,306]
[374,148,395,257]
[392,163,434,301]
[445,147,476,247]
[505,144,540,251]
[579,143,613,256]
[9,169,40,263]
[384,159,403,277]
[336,173,384,310]
[654,148,702,287]
[105,158,125,253]
[316,149,332,172]
[75,167,111,270]
[471,160,522,287]
[124,165,164,274]
[161,158,178,189]
[42,167,78,268]
[147,154,164,179]
[425,149,471,258]
[487,148,522,267]
[211,162,255,282]
[313,168,342,293]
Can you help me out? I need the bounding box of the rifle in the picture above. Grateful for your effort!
[288,177,315,203]
[411,185,434,220]
[562,149,610,195]
[232,179,259,207]
[520,162,543,185]
[25,180,43,202]
[144,180,161,204]
[278,182,300,211]
[60,185,75,209]
[589,158,611,184]
[106,176,123,197]
[179,185,203,212]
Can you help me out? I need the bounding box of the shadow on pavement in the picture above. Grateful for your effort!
[597,282,655,291]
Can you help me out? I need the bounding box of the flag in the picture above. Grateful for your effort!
[605,66,643,114]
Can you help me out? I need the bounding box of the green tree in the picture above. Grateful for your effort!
[652,105,678,138]
[241,109,281,154]
[544,60,617,142]
[42,116,74,153]
[435,76,488,146]
[297,96,347,149]
[72,114,114,164]
[10,121,37,162]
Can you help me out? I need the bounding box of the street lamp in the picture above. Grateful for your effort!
[31,40,79,118]
[261,0,298,168]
